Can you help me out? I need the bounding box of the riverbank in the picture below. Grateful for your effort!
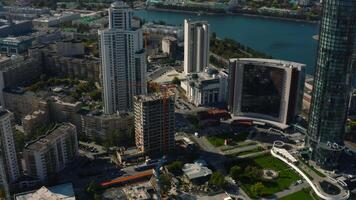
[134,9,319,72]
[142,7,319,24]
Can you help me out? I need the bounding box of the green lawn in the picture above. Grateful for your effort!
[206,132,250,147]
[279,188,314,200]
[230,155,301,199]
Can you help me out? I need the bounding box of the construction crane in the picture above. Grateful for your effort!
[153,156,167,200]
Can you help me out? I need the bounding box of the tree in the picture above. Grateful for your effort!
[229,165,242,180]
[89,90,102,101]
[86,181,102,199]
[167,161,183,175]
[244,166,261,181]
[0,187,6,199]
[13,130,25,153]
[160,174,172,194]
[77,81,95,94]
[211,32,217,40]
[251,182,265,196]
[209,171,226,189]
[171,77,181,86]
[60,4,67,9]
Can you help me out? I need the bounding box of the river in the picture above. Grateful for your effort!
[134,9,319,75]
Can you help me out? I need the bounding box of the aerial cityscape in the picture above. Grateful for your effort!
[0,0,355,199]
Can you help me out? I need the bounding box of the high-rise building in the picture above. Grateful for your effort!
[0,108,20,184]
[184,19,209,75]
[306,0,356,170]
[228,58,305,129]
[0,108,20,199]
[23,123,78,181]
[99,1,147,115]
[134,92,175,155]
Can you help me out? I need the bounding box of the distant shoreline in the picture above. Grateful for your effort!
[137,7,320,24]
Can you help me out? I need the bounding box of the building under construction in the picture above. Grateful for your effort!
[134,92,175,155]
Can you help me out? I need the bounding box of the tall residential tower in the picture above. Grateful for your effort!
[306,0,356,169]
[184,19,210,75]
[99,1,147,115]
[0,108,20,196]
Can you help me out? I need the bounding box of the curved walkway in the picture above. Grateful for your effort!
[271,147,350,200]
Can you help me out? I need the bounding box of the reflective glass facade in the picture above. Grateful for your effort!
[241,64,284,118]
[307,0,356,170]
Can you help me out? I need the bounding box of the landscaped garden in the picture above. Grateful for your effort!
[279,188,315,200]
[206,132,250,147]
[228,154,301,198]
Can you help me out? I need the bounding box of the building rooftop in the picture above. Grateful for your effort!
[182,161,212,180]
[162,36,177,42]
[14,183,76,200]
[111,0,130,8]
[231,58,306,70]
[124,183,152,200]
[24,123,75,152]
[187,67,228,86]
[134,91,175,103]
[151,68,186,84]
[0,35,34,44]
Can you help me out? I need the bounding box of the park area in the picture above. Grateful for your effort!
[206,132,250,147]
[228,154,301,199]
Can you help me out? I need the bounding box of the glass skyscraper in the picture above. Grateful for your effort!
[307,0,356,169]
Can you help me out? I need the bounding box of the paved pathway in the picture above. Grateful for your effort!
[222,144,260,156]
[265,183,309,199]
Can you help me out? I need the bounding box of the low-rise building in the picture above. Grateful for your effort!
[72,111,134,141]
[33,12,80,29]
[0,36,34,55]
[185,68,228,107]
[161,36,178,58]
[22,110,50,135]
[23,123,78,181]
[14,183,76,200]
[0,20,32,37]
[3,88,48,122]
[43,54,100,82]
[56,40,85,57]
[182,161,212,184]
[48,96,82,123]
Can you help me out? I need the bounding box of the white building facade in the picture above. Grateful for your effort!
[186,68,228,107]
[184,20,210,75]
[99,1,147,115]
[0,108,20,185]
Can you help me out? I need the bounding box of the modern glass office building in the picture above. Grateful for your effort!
[306,0,356,170]
[229,58,305,129]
